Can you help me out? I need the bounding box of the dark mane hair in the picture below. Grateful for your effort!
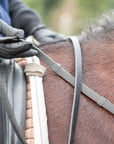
[79,10,114,42]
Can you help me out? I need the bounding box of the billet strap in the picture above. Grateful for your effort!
[68,36,82,144]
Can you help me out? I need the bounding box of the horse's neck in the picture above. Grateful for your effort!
[80,38,114,102]
[41,39,113,102]
[40,39,113,144]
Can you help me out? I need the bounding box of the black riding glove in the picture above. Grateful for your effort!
[0,19,37,59]
[33,25,65,44]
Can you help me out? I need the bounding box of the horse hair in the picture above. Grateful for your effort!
[79,10,114,43]
[38,10,114,50]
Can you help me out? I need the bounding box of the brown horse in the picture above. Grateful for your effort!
[17,11,114,144]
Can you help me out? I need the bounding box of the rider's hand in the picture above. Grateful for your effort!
[33,25,65,44]
[0,19,37,59]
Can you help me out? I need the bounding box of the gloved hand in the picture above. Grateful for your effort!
[33,25,65,43]
[0,19,37,59]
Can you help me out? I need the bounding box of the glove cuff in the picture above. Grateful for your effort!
[31,24,47,35]
[36,24,47,30]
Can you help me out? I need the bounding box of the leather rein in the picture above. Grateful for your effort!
[67,37,82,144]
[0,36,113,144]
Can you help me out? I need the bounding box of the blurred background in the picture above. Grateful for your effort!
[23,0,114,36]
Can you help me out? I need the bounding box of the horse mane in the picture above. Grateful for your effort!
[79,10,114,43]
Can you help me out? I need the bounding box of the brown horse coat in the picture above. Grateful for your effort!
[16,11,114,144]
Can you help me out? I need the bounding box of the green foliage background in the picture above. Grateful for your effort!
[23,0,114,35]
